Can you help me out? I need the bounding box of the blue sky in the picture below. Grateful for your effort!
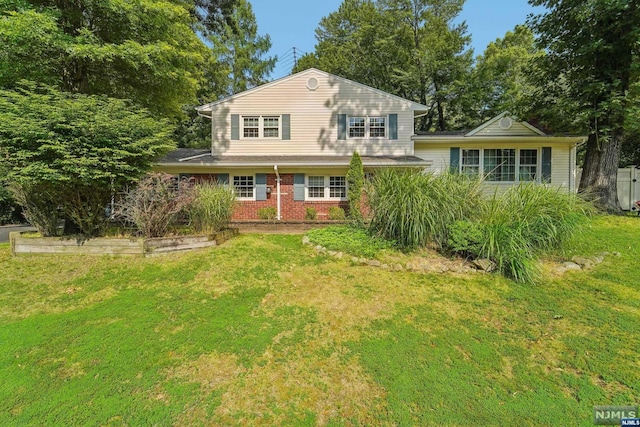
[252,0,545,80]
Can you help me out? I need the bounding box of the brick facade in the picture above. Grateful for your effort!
[193,173,350,221]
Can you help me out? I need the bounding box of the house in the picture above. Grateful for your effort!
[156,68,586,221]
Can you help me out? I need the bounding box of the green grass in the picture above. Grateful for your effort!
[306,225,396,257]
[0,215,638,426]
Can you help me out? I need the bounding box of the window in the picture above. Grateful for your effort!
[348,116,386,138]
[241,115,280,138]
[308,176,325,199]
[519,149,538,181]
[349,117,365,138]
[243,117,259,138]
[461,149,480,176]
[263,116,279,137]
[306,176,348,199]
[233,175,254,198]
[458,148,542,183]
[329,176,346,198]
[484,149,516,182]
[369,117,386,137]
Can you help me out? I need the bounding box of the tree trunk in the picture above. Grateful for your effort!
[579,133,621,212]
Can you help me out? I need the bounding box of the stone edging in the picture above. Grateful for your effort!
[554,252,619,274]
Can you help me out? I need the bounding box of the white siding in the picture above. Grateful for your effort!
[210,70,416,157]
[415,141,574,193]
[472,121,542,137]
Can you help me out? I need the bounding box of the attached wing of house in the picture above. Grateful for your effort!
[156,69,586,221]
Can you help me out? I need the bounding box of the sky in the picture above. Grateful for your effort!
[252,0,545,80]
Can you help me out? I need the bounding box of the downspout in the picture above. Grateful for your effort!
[274,165,281,221]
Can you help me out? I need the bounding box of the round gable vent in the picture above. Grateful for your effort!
[306,77,319,90]
[499,117,513,129]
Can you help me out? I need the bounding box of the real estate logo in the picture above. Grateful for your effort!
[593,406,638,425]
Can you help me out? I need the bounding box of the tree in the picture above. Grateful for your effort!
[175,0,275,148]
[0,0,208,118]
[309,0,472,131]
[0,82,175,236]
[460,25,542,128]
[528,0,640,211]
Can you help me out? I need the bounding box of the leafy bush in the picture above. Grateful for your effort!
[116,173,194,238]
[305,207,317,220]
[0,183,23,225]
[328,206,346,220]
[306,225,395,257]
[448,220,484,256]
[367,169,483,249]
[257,207,277,221]
[188,182,236,234]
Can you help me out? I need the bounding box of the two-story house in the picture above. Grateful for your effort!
[157,68,586,221]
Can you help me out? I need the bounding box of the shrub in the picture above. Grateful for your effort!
[116,173,194,238]
[257,207,277,221]
[188,182,236,234]
[10,183,62,236]
[305,207,317,220]
[0,183,23,225]
[448,220,484,256]
[346,151,364,223]
[328,206,346,220]
[463,184,593,283]
[367,169,483,250]
[306,225,395,257]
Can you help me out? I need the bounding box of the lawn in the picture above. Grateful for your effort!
[0,216,638,426]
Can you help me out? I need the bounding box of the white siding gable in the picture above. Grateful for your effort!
[202,69,427,157]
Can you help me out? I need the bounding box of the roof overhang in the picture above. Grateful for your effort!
[412,135,587,145]
[158,150,432,169]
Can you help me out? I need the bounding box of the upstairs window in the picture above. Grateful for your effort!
[348,116,386,138]
[241,115,280,138]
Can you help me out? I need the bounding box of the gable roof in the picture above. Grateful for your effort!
[196,68,430,113]
[465,111,547,137]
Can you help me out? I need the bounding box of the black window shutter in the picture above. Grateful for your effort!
[217,173,229,185]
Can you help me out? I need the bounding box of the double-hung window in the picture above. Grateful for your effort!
[460,148,540,183]
[242,115,280,138]
[233,175,254,199]
[348,116,386,138]
[307,176,347,200]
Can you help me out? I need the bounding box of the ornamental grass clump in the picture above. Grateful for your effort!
[189,182,236,234]
[367,169,483,250]
[450,184,594,283]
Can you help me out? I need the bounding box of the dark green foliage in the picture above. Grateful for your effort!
[328,206,346,221]
[0,181,23,225]
[305,207,317,221]
[0,83,174,236]
[306,225,395,257]
[346,151,365,223]
[257,207,277,221]
[367,169,482,250]
[188,182,236,234]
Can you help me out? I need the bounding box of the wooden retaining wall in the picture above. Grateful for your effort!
[10,228,238,257]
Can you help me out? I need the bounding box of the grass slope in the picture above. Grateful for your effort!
[0,216,638,426]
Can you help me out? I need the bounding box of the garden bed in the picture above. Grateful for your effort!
[9,228,238,257]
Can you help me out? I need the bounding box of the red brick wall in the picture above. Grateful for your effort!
[192,173,351,221]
